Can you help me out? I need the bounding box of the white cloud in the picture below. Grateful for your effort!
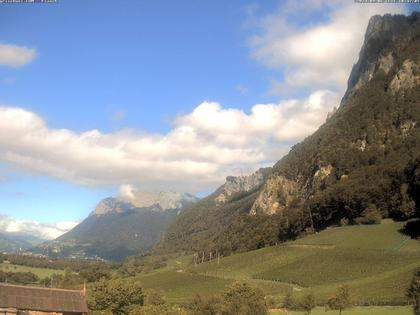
[0,91,338,191]
[0,215,78,240]
[0,44,37,67]
[119,184,135,201]
[249,0,406,93]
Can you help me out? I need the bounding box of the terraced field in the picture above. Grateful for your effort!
[136,220,420,308]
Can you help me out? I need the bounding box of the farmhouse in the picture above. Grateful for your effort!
[0,283,88,315]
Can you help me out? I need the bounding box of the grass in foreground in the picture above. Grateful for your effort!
[270,305,412,315]
[136,270,232,303]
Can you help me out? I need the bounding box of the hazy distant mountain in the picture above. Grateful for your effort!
[34,192,198,261]
[156,12,420,256]
[0,231,45,253]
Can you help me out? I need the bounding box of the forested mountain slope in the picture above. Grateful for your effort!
[156,12,420,257]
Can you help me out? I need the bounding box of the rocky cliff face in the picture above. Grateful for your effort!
[129,191,199,211]
[215,168,271,204]
[93,197,132,216]
[250,175,298,215]
[93,191,198,216]
[341,12,420,105]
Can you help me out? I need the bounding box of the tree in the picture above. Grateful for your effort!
[88,278,143,315]
[221,282,268,315]
[355,204,382,224]
[79,264,111,282]
[301,293,316,315]
[144,289,166,306]
[326,286,352,315]
[283,290,295,310]
[407,270,420,315]
[57,268,84,288]
[191,293,224,315]
[191,282,267,315]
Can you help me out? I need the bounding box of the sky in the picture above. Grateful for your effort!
[0,0,417,239]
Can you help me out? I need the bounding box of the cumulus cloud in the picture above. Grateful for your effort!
[249,0,406,93]
[119,184,135,201]
[0,91,338,191]
[0,215,78,240]
[0,44,37,67]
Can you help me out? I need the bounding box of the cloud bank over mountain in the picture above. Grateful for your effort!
[0,215,78,239]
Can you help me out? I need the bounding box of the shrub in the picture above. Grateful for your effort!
[144,289,166,306]
[355,204,382,225]
[326,285,352,315]
[407,270,420,315]
[191,282,267,315]
[301,293,316,315]
[88,278,143,315]
[222,282,267,315]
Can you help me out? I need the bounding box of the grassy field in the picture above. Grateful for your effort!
[133,219,420,308]
[269,305,413,315]
[136,270,232,303]
[0,262,63,278]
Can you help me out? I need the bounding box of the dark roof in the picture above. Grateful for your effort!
[0,283,88,313]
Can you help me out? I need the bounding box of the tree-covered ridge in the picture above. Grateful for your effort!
[157,12,420,257]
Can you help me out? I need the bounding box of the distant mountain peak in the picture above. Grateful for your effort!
[128,191,199,211]
[92,197,132,216]
[92,191,199,217]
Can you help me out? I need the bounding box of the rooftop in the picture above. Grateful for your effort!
[0,283,88,313]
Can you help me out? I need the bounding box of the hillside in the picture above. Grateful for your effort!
[156,12,420,257]
[0,232,45,253]
[35,192,198,261]
[134,220,420,306]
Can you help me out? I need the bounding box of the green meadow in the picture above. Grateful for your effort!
[134,220,420,309]
[0,262,64,278]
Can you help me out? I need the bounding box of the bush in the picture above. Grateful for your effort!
[283,290,296,310]
[407,270,420,315]
[88,278,143,315]
[144,289,166,306]
[191,282,267,315]
[222,282,267,315]
[355,204,382,225]
[326,285,352,315]
[301,293,316,315]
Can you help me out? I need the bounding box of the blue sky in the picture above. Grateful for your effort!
[0,0,277,223]
[0,0,416,237]
[0,0,281,133]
